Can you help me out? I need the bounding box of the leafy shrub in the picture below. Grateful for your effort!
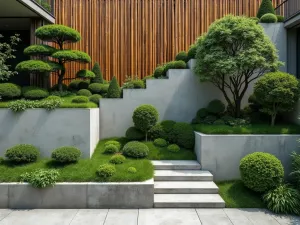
[107,76,121,98]
[167,144,180,152]
[250,17,260,24]
[207,99,225,115]
[68,80,82,91]
[22,86,49,100]
[154,138,168,147]
[88,83,102,94]
[197,108,208,119]
[143,75,154,84]
[50,90,72,97]
[169,122,195,149]
[20,169,59,188]
[97,164,116,178]
[164,60,186,73]
[129,79,145,89]
[99,84,109,95]
[77,89,92,97]
[91,62,104,83]
[153,66,165,78]
[15,60,52,73]
[160,120,176,141]
[127,167,137,173]
[257,0,275,18]
[227,118,250,127]
[276,15,284,22]
[104,140,121,150]
[72,96,89,103]
[213,119,225,125]
[187,44,197,60]
[148,123,165,140]
[76,69,95,78]
[290,151,300,189]
[221,115,235,125]
[175,51,188,63]
[51,146,81,163]
[123,141,149,158]
[260,13,278,23]
[240,152,284,192]
[125,127,145,141]
[109,154,126,164]
[263,184,300,215]
[104,144,119,154]
[5,144,39,163]
[89,94,102,105]
[50,83,68,91]
[78,80,90,90]
[202,115,217,124]
[0,83,21,99]
[8,99,62,112]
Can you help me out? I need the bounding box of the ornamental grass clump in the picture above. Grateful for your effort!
[5,144,40,163]
[51,146,81,163]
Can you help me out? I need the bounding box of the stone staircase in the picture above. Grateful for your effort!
[152,160,225,208]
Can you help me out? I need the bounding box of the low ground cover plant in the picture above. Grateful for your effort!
[153,138,168,147]
[20,169,59,188]
[109,154,126,164]
[96,164,116,178]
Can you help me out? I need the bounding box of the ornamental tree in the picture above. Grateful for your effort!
[257,0,275,19]
[16,25,91,91]
[91,62,104,83]
[253,72,300,126]
[194,15,282,118]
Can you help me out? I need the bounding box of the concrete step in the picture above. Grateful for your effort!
[152,160,201,170]
[154,181,219,194]
[154,194,225,208]
[154,170,213,181]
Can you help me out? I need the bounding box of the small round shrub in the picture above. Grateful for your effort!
[104,144,118,154]
[127,167,137,174]
[78,80,90,90]
[88,83,102,94]
[196,108,208,119]
[187,44,197,60]
[104,140,121,150]
[89,94,102,105]
[153,66,165,78]
[165,60,186,71]
[125,127,145,141]
[167,144,180,152]
[207,99,225,115]
[72,96,89,103]
[22,86,49,100]
[160,120,176,141]
[276,15,284,22]
[77,89,92,97]
[175,51,188,63]
[203,115,217,124]
[96,164,116,178]
[240,152,284,192]
[260,13,278,23]
[46,95,61,101]
[154,138,168,147]
[51,146,81,163]
[50,83,68,91]
[68,79,87,91]
[169,122,195,149]
[76,69,95,78]
[109,154,126,164]
[213,119,225,125]
[5,144,39,163]
[123,141,149,158]
[20,169,59,188]
[0,83,21,99]
[99,84,109,95]
[148,123,165,140]
[250,17,260,24]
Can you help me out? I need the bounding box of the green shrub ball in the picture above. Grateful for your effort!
[123,141,149,158]
[276,15,284,22]
[0,83,21,99]
[5,144,40,163]
[132,104,159,134]
[167,144,180,152]
[148,123,165,140]
[207,99,225,115]
[240,152,284,192]
[77,89,92,97]
[260,13,278,23]
[89,94,102,105]
[50,83,68,91]
[196,108,208,119]
[22,86,49,100]
[109,154,126,164]
[127,167,137,174]
[72,96,89,103]
[125,127,145,141]
[169,122,195,149]
[97,164,116,178]
[154,138,168,147]
[104,140,121,151]
[104,144,118,154]
[88,83,102,94]
[175,51,188,63]
[51,146,81,163]
[68,80,89,91]
[153,66,165,78]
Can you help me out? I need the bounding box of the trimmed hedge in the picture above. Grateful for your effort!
[153,66,165,78]
[50,83,68,91]
[196,108,208,119]
[257,0,275,18]
[22,86,49,100]
[51,146,81,163]
[0,83,21,99]
[167,144,180,152]
[109,154,126,164]
[89,94,102,105]
[154,138,168,147]
[175,51,188,63]
[125,127,145,141]
[77,89,92,97]
[104,144,119,154]
[89,83,102,94]
[260,13,277,23]
[5,144,39,163]
[123,141,149,158]
[169,122,195,149]
[160,120,176,141]
[68,80,90,91]
[164,60,186,72]
[72,96,89,103]
[96,164,116,178]
[104,140,121,151]
[76,69,95,78]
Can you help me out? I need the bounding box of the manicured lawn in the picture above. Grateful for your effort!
[217,180,265,208]
[0,138,153,182]
[193,124,300,134]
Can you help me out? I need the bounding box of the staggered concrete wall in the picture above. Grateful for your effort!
[0,180,154,209]
[0,108,99,158]
[195,132,300,181]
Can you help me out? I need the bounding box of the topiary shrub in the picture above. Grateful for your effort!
[207,99,225,115]
[107,76,121,98]
[76,69,95,79]
[104,140,121,150]
[160,120,176,141]
[164,60,186,73]
[91,62,104,83]
[187,44,197,60]
[169,122,195,149]
[0,83,21,99]
[240,152,284,192]
[130,79,145,89]
[104,144,119,154]
[89,94,102,105]
[5,144,39,163]
[96,164,116,178]
[125,127,145,141]
[109,154,126,164]
[257,0,275,18]
[123,141,149,158]
[15,60,52,73]
[46,95,61,101]
[50,83,68,91]
[276,15,284,22]
[127,167,137,173]
[153,66,165,78]
[175,51,188,63]
[20,169,59,188]
[68,80,89,91]
[148,123,165,140]
[77,89,92,97]
[78,80,90,90]
[260,13,278,23]
[72,96,89,103]
[132,104,159,140]
[22,86,49,100]
[196,108,208,119]
[99,84,109,95]
[154,138,168,147]
[167,144,180,152]
[51,146,81,163]
[89,83,102,94]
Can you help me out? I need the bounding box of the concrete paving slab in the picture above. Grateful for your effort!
[154,170,213,181]
[70,209,108,225]
[104,209,138,225]
[271,214,300,225]
[138,208,201,225]
[0,209,12,221]
[223,209,253,225]
[241,208,281,225]
[196,209,233,225]
[152,160,201,170]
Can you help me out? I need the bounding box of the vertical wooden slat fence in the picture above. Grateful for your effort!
[51,0,282,86]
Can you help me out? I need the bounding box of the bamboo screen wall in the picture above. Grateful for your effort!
[51,0,282,85]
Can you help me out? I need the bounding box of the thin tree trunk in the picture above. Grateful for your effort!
[271,114,276,126]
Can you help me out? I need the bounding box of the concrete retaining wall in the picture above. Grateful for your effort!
[195,132,300,181]
[0,108,99,158]
[0,180,154,209]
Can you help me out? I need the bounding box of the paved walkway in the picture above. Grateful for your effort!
[0,208,299,225]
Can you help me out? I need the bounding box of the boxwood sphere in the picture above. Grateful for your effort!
[5,144,39,163]
[0,83,21,99]
[51,146,81,163]
[88,83,102,94]
[132,104,159,133]
[148,123,165,140]
[97,164,116,178]
[153,66,165,78]
[89,94,102,105]
[240,152,284,192]
[260,13,278,23]
[22,86,49,100]
[175,51,188,63]
[72,96,89,103]
[207,99,225,115]
[109,154,126,164]
[167,144,180,152]
[153,138,168,147]
[77,89,92,97]
[169,122,195,149]
[104,144,119,154]
[122,141,149,158]
[104,140,121,151]
[127,167,137,173]
[125,127,145,141]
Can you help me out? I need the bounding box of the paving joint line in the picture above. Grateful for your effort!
[194,208,203,225]
[102,208,110,225]
[68,209,79,225]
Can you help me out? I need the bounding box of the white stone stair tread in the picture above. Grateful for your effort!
[152,160,201,170]
[154,181,218,189]
[154,170,213,181]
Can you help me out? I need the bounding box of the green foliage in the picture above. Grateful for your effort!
[22,86,49,100]
[96,164,116,178]
[207,99,225,115]
[260,13,278,23]
[24,44,56,56]
[104,144,119,154]
[51,146,81,163]
[125,127,145,141]
[77,89,92,97]
[167,144,180,152]
[290,151,300,189]
[197,108,208,119]
[240,152,284,192]
[175,51,188,63]
[143,75,154,85]
[257,0,275,18]
[122,78,145,89]
[153,66,165,78]
[91,62,104,83]
[165,60,186,72]
[276,15,284,22]
[263,184,300,215]
[8,99,62,112]
[148,123,165,140]
[76,69,95,78]
[202,115,217,124]
[15,60,52,73]
[46,95,61,101]
[169,122,195,149]
[107,76,121,98]
[154,138,168,147]
[160,120,176,141]
[104,140,121,151]
[249,17,260,24]
[127,167,137,173]
[109,154,126,164]
[187,44,197,60]
[89,94,102,105]
[213,119,225,125]
[253,72,300,126]
[68,80,90,91]
[20,169,59,188]
[72,96,89,103]
[123,141,149,158]
[50,83,68,91]
[0,83,21,99]
[99,84,109,95]
[52,50,91,63]
[89,83,102,94]
[5,144,39,163]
